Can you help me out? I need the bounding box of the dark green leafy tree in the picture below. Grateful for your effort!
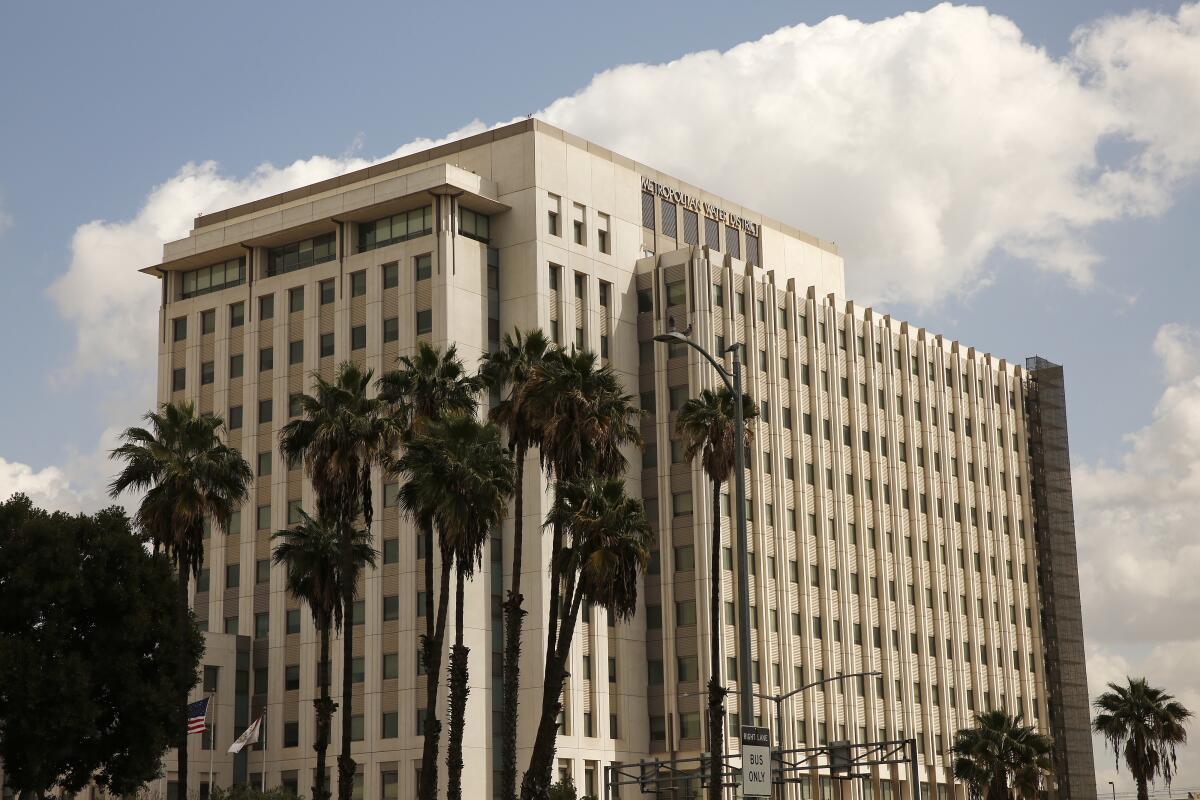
[279,362,399,800]
[378,342,481,800]
[952,709,1054,800]
[272,512,376,800]
[109,402,251,800]
[674,387,756,798]
[0,494,203,799]
[546,775,577,800]
[479,328,553,800]
[522,476,651,800]
[1094,677,1192,800]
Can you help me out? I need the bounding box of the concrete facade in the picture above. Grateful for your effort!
[130,119,1091,800]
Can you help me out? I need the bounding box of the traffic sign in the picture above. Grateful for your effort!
[741,725,772,797]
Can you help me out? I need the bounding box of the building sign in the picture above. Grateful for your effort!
[741,725,772,797]
[641,177,760,236]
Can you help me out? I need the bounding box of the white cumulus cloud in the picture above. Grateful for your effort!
[538,3,1200,305]
[1076,323,1200,787]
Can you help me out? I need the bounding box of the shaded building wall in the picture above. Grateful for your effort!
[1026,358,1096,800]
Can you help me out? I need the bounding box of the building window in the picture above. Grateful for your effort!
[230,302,244,327]
[641,192,655,229]
[200,309,216,335]
[259,346,273,372]
[661,201,677,238]
[172,317,188,342]
[223,616,238,635]
[259,294,274,321]
[267,232,336,276]
[383,538,399,564]
[320,332,334,358]
[287,499,302,525]
[258,398,272,424]
[255,612,269,638]
[383,652,399,679]
[672,491,693,517]
[228,405,243,429]
[229,353,243,380]
[597,213,610,253]
[257,451,272,477]
[285,664,300,690]
[682,208,699,245]
[171,367,186,392]
[383,317,399,343]
[320,279,335,305]
[283,722,299,748]
[416,310,432,336]
[351,325,366,350]
[288,286,304,314]
[256,558,270,584]
[705,217,720,250]
[286,609,301,635]
[256,505,271,530]
[225,565,240,591]
[665,280,686,307]
[288,340,303,365]
[726,226,741,258]
[572,206,586,246]
[382,262,399,289]
[200,361,214,385]
[288,393,303,418]
[351,270,367,297]
[746,234,760,266]
[359,206,433,251]
[181,257,246,299]
[459,207,490,242]
[383,594,400,621]
[415,253,432,281]
[382,712,399,740]
[548,193,561,236]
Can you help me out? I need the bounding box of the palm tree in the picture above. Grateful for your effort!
[522,476,651,800]
[378,343,481,800]
[675,387,757,798]
[272,512,376,800]
[1094,677,1192,800]
[479,328,553,800]
[404,415,515,800]
[517,348,642,800]
[278,362,399,800]
[952,709,1054,800]
[109,402,252,800]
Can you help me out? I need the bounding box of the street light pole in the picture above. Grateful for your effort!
[729,345,753,729]
[654,331,754,735]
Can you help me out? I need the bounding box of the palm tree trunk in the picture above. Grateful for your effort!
[500,444,527,800]
[314,624,334,800]
[176,559,191,800]
[986,771,1008,800]
[707,477,726,800]
[520,582,585,800]
[419,540,454,800]
[447,564,469,800]
[337,513,356,800]
[1137,775,1149,800]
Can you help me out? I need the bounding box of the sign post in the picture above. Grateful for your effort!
[742,725,772,798]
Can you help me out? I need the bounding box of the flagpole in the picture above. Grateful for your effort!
[207,694,216,798]
[260,712,267,792]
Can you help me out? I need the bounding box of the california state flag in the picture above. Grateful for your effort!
[227,716,263,754]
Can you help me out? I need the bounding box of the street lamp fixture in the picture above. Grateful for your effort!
[754,671,884,753]
[652,330,755,733]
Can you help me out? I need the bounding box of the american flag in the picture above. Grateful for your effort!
[186,697,209,735]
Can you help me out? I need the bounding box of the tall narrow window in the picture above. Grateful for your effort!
[641,192,655,229]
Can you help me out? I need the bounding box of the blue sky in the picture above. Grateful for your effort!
[2,1,1199,792]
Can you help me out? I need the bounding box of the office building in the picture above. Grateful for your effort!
[128,119,1094,799]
